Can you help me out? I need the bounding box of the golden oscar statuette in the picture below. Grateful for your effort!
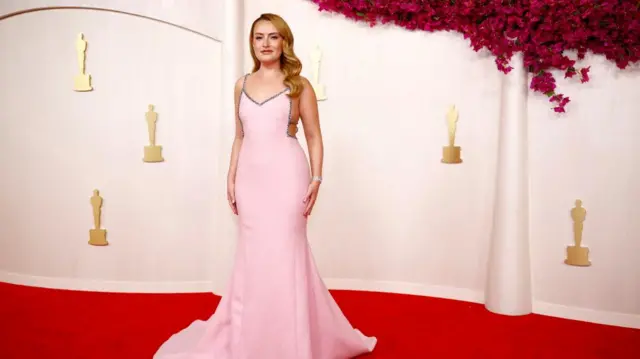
[565,199,591,266]
[441,105,462,164]
[89,189,108,246]
[143,104,164,163]
[73,33,93,92]
[310,45,327,101]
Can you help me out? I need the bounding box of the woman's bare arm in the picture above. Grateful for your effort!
[227,77,245,184]
[299,77,323,180]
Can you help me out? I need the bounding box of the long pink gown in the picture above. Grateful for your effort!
[153,75,377,359]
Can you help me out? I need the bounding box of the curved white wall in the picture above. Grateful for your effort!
[528,56,640,322]
[0,5,234,293]
[244,0,640,328]
[0,0,223,39]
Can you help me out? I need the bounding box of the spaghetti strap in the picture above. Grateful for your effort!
[242,73,249,91]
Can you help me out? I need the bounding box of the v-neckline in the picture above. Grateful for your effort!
[242,88,289,106]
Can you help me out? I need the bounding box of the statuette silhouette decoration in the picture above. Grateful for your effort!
[565,199,591,266]
[89,189,108,246]
[310,45,327,101]
[73,33,93,92]
[143,104,164,162]
[441,105,462,164]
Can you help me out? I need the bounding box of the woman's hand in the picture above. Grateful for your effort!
[227,180,238,215]
[303,180,321,217]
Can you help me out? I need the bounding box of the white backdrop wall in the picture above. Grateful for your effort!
[0,1,242,293]
[1,0,638,330]
[528,56,640,323]
[244,0,640,328]
[0,0,223,37]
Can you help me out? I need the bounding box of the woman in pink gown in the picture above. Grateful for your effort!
[153,13,376,359]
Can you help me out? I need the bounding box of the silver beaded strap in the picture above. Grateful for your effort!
[311,176,323,183]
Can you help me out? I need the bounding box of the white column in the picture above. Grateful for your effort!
[484,52,532,315]
[221,0,244,133]
[210,0,244,295]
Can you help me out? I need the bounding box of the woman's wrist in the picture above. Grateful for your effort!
[311,175,322,183]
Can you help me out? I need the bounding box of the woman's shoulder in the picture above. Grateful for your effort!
[234,74,249,91]
[294,76,313,95]
[296,76,316,97]
[234,74,248,98]
[296,75,311,86]
[236,73,249,86]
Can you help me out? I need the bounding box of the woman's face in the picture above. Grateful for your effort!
[252,20,283,65]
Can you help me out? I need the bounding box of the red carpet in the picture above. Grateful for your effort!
[0,282,638,358]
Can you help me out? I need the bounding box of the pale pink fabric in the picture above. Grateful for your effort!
[153,75,376,359]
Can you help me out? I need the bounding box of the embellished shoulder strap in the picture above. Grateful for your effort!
[286,90,299,138]
[241,73,249,91]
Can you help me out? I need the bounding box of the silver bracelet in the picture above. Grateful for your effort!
[311,176,323,183]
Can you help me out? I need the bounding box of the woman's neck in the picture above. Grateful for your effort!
[257,61,282,76]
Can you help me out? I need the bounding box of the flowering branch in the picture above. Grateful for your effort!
[310,0,640,113]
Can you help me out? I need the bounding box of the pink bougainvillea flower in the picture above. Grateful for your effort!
[309,0,640,113]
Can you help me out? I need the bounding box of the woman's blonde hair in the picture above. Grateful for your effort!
[249,13,303,98]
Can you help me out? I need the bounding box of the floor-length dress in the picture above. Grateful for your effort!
[153,75,377,359]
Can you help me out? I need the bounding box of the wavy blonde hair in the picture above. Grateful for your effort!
[249,13,303,98]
